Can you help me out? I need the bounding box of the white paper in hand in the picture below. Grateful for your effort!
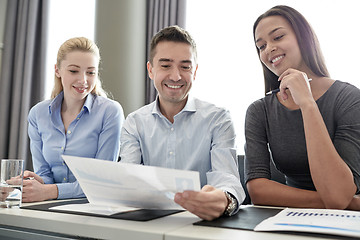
[61,155,201,210]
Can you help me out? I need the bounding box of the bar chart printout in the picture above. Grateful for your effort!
[255,208,360,238]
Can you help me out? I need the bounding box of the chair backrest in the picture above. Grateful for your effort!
[238,155,286,205]
[238,155,251,205]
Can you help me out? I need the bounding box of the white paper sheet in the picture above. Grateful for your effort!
[61,155,201,210]
[255,208,360,238]
[50,203,139,215]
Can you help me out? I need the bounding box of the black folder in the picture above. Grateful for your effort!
[194,206,354,239]
[21,198,182,221]
[194,206,281,230]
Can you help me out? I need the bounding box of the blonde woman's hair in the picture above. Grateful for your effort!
[51,37,108,99]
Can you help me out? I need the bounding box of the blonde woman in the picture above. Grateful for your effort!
[24,37,124,202]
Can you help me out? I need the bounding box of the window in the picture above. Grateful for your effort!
[45,0,96,98]
[186,0,360,153]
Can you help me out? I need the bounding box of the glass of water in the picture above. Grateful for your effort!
[0,159,24,208]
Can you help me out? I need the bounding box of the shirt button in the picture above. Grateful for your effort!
[77,117,80,120]
[171,128,174,131]
[61,147,64,150]
[62,162,65,166]
[169,151,173,155]
[63,178,66,181]
[67,130,71,134]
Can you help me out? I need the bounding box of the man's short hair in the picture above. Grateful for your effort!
[149,25,197,64]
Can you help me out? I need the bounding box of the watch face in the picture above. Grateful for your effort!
[228,199,236,212]
[225,191,237,216]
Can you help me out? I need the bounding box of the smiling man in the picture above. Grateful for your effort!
[120,26,245,220]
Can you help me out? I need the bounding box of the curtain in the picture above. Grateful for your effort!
[0,0,49,171]
[145,0,187,104]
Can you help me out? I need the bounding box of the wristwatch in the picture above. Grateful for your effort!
[223,191,237,216]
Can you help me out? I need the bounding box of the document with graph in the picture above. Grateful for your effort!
[54,155,200,214]
[254,208,360,238]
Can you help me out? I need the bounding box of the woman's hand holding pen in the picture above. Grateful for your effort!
[278,68,313,108]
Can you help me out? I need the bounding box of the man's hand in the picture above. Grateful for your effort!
[174,185,228,221]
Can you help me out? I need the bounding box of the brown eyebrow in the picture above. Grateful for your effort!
[66,64,96,69]
[159,58,172,62]
[67,64,81,68]
[255,27,285,43]
[181,60,192,64]
[158,58,192,64]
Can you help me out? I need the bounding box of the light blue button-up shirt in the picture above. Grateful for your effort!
[28,92,124,199]
[120,96,245,209]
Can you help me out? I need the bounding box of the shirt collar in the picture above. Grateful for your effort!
[182,95,196,113]
[48,92,95,114]
[151,95,196,117]
[49,91,64,114]
[83,93,95,113]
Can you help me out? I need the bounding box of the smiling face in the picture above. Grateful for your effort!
[55,51,99,102]
[148,41,197,109]
[255,15,306,77]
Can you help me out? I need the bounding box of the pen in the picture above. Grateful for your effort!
[266,88,280,95]
[266,78,312,95]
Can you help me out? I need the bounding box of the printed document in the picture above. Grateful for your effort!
[51,155,201,214]
[255,208,360,238]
